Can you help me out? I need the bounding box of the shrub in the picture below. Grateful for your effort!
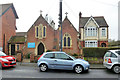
[83,47,120,58]
[25,52,32,59]
[46,50,53,52]
[72,53,78,56]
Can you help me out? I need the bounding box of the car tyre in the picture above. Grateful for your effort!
[74,65,83,74]
[112,65,120,74]
[39,64,48,72]
[0,63,2,70]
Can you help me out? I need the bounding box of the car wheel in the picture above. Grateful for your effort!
[113,65,120,74]
[39,64,48,72]
[0,63,2,70]
[74,65,83,74]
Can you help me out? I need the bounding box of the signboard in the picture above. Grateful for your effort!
[28,43,35,48]
[0,47,3,51]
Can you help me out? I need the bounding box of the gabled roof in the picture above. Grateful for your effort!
[27,14,54,32]
[0,3,18,19]
[16,32,27,36]
[79,16,108,28]
[60,16,78,33]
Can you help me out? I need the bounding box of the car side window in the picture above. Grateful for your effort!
[105,52,111,57]
[110,53,117,58]
[44,53,54,58]
[55,53,72,60]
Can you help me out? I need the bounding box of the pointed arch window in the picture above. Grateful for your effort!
[43,26,46,38]
[68,37,70,47]
[64,37,66,47]
[36,27,39,37]
[35,24,46,39]
[63,33,72,48]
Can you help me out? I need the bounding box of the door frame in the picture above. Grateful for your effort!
[35,41,46,55]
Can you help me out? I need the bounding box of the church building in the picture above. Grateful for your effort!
[8,12,109,56]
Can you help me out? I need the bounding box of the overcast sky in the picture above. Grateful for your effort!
[0,0,119,40]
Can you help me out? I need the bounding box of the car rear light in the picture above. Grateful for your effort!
[108,58,112,63]
[38,54,43,60]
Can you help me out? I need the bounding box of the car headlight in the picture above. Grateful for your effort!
[0,58,9,62]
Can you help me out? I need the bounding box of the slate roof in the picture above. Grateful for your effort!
[0,3,18,18]
[79,16,108,28]
[8,36,25,43]
[16,32,27,36]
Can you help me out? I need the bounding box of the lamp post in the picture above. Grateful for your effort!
[59,0,63,51]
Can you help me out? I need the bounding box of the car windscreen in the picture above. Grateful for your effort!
[0,52,7,56]
[115,51,120,55]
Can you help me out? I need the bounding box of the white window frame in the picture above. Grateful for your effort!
[85,40,98,47]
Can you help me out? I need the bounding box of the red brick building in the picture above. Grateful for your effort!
[21,14,79,56]
[0,3,18,54]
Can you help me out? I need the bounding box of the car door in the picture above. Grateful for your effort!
[54,53,74,70]
[43,53,55,69]
[110,52,118,64]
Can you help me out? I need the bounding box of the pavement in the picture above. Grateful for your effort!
[16,62,105,69]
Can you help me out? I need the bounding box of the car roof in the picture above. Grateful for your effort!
[109,50,120,56]
[109,50,120,53]
[45,51,65,54]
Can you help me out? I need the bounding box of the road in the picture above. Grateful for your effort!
[1,65,119,79]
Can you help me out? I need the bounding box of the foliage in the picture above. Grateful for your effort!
[83,47,120,58]
[72,53,78,56]
[46,50,53,52]
[25,52,32,59]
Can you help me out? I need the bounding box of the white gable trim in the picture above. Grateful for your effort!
[84,16,100,28]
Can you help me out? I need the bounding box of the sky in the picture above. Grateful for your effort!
[0,0,119,40]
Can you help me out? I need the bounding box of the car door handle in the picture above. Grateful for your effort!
[54,60,57,62]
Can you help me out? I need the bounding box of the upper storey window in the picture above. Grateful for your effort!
[85,27,97,37]
[35,24,46,39]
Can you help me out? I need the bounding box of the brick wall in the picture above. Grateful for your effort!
[2,7,16,54]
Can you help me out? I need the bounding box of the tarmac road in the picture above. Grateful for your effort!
[1,66,119,79]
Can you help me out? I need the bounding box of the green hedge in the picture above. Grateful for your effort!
[83,47,120,58]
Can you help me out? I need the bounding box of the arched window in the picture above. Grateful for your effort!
[43,26,46,37]
[63,33,72,48]
[68,37,70,47]
[64,37,66,47]
[35,24,46,39]
[36,27,38,37]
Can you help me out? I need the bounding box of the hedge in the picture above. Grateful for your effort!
[83,47,120,58]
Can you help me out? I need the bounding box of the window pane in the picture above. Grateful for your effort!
[105,52,111,57]
[17,45,19,50]
[36,27,38,37]
[68,37,70,47]
[64,37,66,47]
[115,51,120,55]
[55,53,69,60]
[43,27,46,37]
[111,53,117,58]
[44,53,54,58]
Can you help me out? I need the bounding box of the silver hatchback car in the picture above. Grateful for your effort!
[37,52,90,74]
[103,50,120,73]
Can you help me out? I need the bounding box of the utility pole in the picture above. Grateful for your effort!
[59,0,63,51]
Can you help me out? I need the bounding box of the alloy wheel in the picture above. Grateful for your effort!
[113,66,120,74]
[74,65,83,74]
